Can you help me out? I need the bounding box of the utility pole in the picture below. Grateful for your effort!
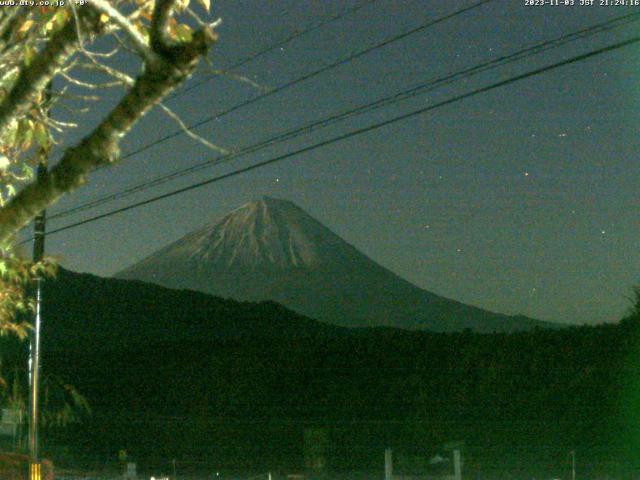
[29,84,51,480]
[453,449,462,480]
[28,156,46,480]
[384,448,393,480]
[570,450,576,480]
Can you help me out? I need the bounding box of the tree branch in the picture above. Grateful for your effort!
[151,0,177,54]
[0,10,100,135]
[158,102,227,154]
[0,8,30,52]
[89,0,160,65]
[0,25,218,244]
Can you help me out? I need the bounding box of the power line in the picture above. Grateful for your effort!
[49,0,493,217]
[117,0,494,161]
[168,0,379,101]
[36,35,640,240]
[49,11,640,221]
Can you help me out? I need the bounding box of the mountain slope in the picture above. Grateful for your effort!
[117,197,555,332]
[42,268,344,354]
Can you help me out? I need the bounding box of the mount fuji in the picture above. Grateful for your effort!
[116,197,555,332]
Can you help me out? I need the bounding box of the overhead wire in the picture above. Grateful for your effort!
[32,34,640,241]
[167,0,380,101]
[48,10,640,221]
[114,0,494,162]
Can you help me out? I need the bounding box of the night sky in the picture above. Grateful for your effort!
[30,0,640,325]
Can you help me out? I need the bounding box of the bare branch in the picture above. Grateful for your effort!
[80,53,224,153]
[54,101,90,115]
[68,0,86,49]
[158,102,227,154]
[82,45,120,58]
[185,7,207,27]
[46,117,78,132]
[47,85,69,109]
[199,65,265,92]
[54,91,100,102]
[112,31,138,56]
[186,8,222,30]
[78,50,135,86]
[60,57,80,74]
[60,72,123,89]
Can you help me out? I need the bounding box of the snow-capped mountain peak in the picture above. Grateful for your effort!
[116,197,554,333]
[145,196,355,271]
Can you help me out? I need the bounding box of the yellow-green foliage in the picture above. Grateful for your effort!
[0,0,214,336]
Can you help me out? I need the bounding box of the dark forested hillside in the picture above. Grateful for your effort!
[22,270,640,477]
